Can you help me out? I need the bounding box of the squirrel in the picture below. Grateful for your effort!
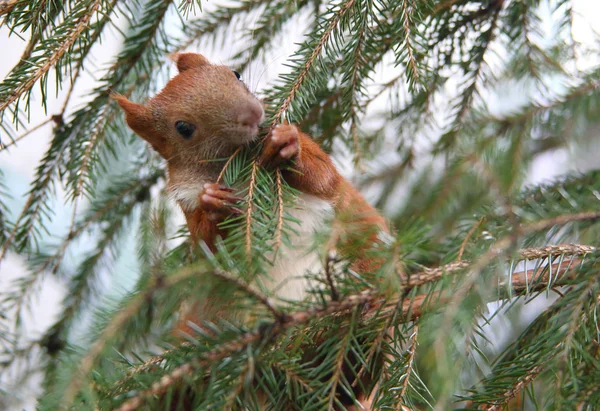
[115,52,388,409]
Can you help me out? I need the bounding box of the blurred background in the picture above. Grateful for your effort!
[1,0,600,408]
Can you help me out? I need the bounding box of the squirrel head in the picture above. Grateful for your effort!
[114,53,264,166]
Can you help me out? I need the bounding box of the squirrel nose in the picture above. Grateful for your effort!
[238,102,264,129]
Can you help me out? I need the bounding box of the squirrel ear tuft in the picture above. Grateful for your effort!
[170,52,210,72]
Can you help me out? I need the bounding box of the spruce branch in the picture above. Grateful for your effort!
[245,161,259,259]
[482,365,542,411]
[0,118,53,152]
[439,0,503,148]
[397,325,418,409]
[233,0,313,74]
[398,0,421,87]
[457,217,486,261]
[211,269,285,321]
[2,171,162,334]
[326,314,355,409]
[344,0,372,163]
[0,0,17,17]
[217,147,242,183]
[0,0,103,115]
[177,0,269,53]
[271,0,357,125]
[115,289,377,411]
[112,241,595,409]
[274,170,284,255]
[0,0,172,261]
[60,265,202,408]
[325,252,340,301]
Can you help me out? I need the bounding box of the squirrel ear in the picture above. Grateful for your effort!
[113,94,171,158]
[112,94,151,132]
[113,93,157,140]
[170,52,210,72]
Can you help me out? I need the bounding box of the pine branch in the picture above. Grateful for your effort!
[60,265,201,408]
[111,239,596,409]
[245,161,259,259]
[211,269,285,321]
[0,0,172,260]
[271,0,357,125]
[0,0,103,115]
[397,325,418,408]
[479,365,542,411]
[0,0,17,17]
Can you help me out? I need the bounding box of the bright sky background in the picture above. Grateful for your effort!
[1,0,599,408]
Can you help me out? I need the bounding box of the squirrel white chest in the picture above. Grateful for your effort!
[170,182,333,302]
[266,194,334,302]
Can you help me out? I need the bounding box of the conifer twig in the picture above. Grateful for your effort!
[457,217,486,261]
[324,251,340,301]
[480,365,541,411]
[274,170,284,255]
[116,241,592,409]
[397,325,418,408]
[217,147,241,183]
[0,0,103,113]
[434,212,600,363]
[401,0,419,83]
[0,0,17,17]
[113,244,593,410]
[0,118,53,152]
[327,318,354,409]
[115,289,378,411]
[60,266,201,408]
[211,269,284,321]
[272,0,357,126]
[245,161,258,258]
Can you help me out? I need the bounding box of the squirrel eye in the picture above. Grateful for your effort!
[175,121,195,139]
[233,70,241,80]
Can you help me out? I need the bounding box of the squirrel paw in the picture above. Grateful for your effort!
[260,124,300,167]
[199,183,243,221]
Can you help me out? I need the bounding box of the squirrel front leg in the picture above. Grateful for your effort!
[261,123,388,272]
[177,183,243,336]
[182,183,243,250]
[260,123,341,200]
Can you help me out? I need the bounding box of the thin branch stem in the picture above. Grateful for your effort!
[211,269,285,321]
[457,217,486,261]
[401,0,419,83]
[483,366,542,410]
[0,118,53,152]
[397,325,418,408]
[324,252,340,301]
[217,147,241,183]
[245,161,258,259]
[0,0,18,17]
[274,170,284,256]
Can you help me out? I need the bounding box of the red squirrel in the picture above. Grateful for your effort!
[115,52,388,408]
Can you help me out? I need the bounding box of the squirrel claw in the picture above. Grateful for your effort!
[199,183,243,220]
[260,124,300,167]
